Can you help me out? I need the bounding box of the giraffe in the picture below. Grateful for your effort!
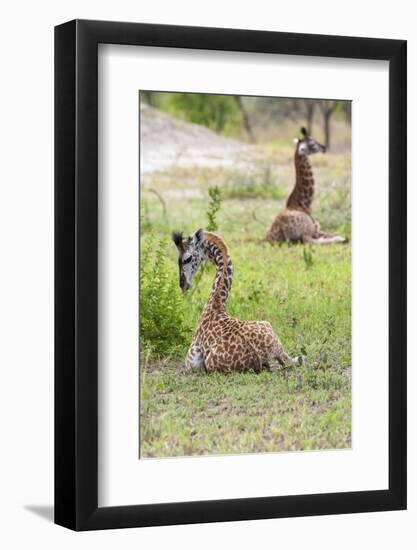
[265,127,347,245]
[172,229,291,373]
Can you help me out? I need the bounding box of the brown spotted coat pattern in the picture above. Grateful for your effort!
[175,231,290,373]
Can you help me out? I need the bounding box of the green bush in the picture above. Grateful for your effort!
[140,234,191,357]
[206,186,222,231]
[302,246,315,269]
[154,93,242,133]
[187,186,223,298]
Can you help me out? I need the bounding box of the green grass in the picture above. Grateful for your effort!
[140,143,351,458]
[140,362,351,457]
[222,183,285,200]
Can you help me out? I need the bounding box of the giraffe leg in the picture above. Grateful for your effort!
[275,352,303,370]
[315,230,348,243]
[276,351,291,366]
[205,347,255,374]
[270,336,294,368]
[303,234,347,245]
[308,219,348,244]
[252,354,264,374]
[205,346,224,374]
[185,341,206,371]
[265,223,286,243]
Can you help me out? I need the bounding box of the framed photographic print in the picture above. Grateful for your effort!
[55,19,406,530]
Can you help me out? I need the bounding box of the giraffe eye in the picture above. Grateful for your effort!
[183,256,192,265]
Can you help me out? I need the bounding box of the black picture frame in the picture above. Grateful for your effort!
[55,19,407,531]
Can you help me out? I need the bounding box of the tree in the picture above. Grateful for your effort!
[303,99,316,134]
[318,100,338,149]
[234,96,256,142]
[159,93,241,133]
[140,91,156,106]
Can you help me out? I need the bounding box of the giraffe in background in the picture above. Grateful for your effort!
[265,127,347,244]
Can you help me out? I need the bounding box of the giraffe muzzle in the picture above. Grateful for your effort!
[180,274,190,293]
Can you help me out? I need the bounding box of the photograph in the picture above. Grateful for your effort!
[139,91,352,458]
[0,0,410,543]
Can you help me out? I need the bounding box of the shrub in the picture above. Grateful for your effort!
[302,246,315,269]
[157,93,242,133]
[206,186,222,231]
[140,234,191,357]
[187,186,222,297]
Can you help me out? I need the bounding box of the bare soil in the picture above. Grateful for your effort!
[140,103,252,174]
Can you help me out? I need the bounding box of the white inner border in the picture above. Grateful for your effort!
[98,44,389,507]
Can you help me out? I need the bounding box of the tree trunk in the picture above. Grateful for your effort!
[305,100,315,134]
[140,91,155,106]
[318,100,337,149]
[234,96,256,143]
[324,110,331,149]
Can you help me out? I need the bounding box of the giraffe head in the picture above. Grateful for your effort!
[295,127,326,156]
[172,228,206,292]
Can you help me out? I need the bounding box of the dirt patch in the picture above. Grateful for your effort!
[140,104,253,174]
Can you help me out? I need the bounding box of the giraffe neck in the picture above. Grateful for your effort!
[201,234,233,312]
[286,148,315,213]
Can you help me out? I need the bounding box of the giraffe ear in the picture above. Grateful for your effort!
[192,228,204,244]
[172,231,183,249]
[293,138,299,144]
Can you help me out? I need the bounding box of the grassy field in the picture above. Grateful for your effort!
[140,140,351,458]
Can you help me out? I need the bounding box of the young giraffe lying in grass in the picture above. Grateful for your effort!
[265,127,347,245]
[173,229,291,373]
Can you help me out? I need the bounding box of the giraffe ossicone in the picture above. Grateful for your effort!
[173,229,291,373]
[265,127,347,245]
